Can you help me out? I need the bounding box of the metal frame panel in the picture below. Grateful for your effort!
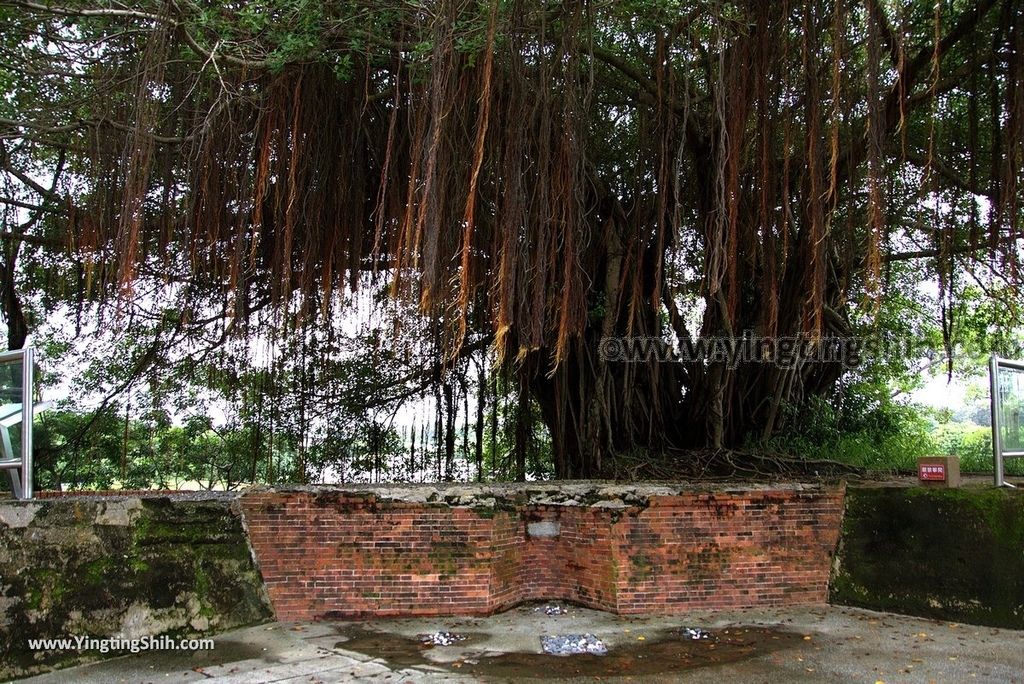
[21,347,33,498]
[990,353,1021,488]
[0,348,34,498]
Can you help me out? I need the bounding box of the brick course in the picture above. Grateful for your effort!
[240,484,845,620]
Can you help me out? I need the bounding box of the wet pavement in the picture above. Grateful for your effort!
[15,603,1024,683]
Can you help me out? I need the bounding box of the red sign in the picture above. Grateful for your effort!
[919,464,946,481]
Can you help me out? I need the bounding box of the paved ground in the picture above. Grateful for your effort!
[17,604,1024,683]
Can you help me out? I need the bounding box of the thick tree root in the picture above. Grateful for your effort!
[600,448,864,482]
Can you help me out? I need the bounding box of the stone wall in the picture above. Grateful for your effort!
[830,486,1024,629]
[0,495,273,679]
[240,483,846,620]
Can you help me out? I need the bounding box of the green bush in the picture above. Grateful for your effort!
[769,391,937,473]
[931,422,1024,476]
[766,372,1024,477]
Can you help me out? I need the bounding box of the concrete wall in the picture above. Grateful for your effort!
[0,495,273,679]
[830,486,1024,629]
[240,483,846,620]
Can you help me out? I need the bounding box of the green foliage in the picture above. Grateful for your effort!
[27,405,300,491]
[931,421,1024,477]
[2,0,1022,483]
[480,386,553,482]
[306,419,407,483]
[770,387,936,473]
[774,383,1024,477]
[947,286,1024,374]
[180,0,501,78]
[931,422,990,472]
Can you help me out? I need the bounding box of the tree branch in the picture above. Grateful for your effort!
[884,241,1013,263]
[0,116,193,145]
[0,230,65,248]
[1,0,165,23]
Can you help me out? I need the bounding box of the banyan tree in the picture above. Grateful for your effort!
[0,0,1022,478]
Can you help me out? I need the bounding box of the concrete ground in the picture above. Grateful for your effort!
[16,604,1024,683]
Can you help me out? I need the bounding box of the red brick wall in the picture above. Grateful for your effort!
[240,485,845,620]
[488,511,526,611]
[613,491,845,613]
[241,491,498,620]
[519,506,618,611]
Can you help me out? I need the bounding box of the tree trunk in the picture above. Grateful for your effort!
[475,365,485,481]
[513,379,528,481]
[520,191,852,477]
[443,380,456,480]
[0,249,27,351]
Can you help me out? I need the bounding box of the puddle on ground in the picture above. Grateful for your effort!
[335,625,805,679]
[335,629,486,669]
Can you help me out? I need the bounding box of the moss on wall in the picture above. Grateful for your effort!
[830,486,1024,629]
[0,496,272,679]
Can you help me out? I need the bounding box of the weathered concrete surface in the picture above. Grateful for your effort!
[243,480,839,507]
[14,604,1024,683]
[831,486,1024,629]
[0,495,273,679]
